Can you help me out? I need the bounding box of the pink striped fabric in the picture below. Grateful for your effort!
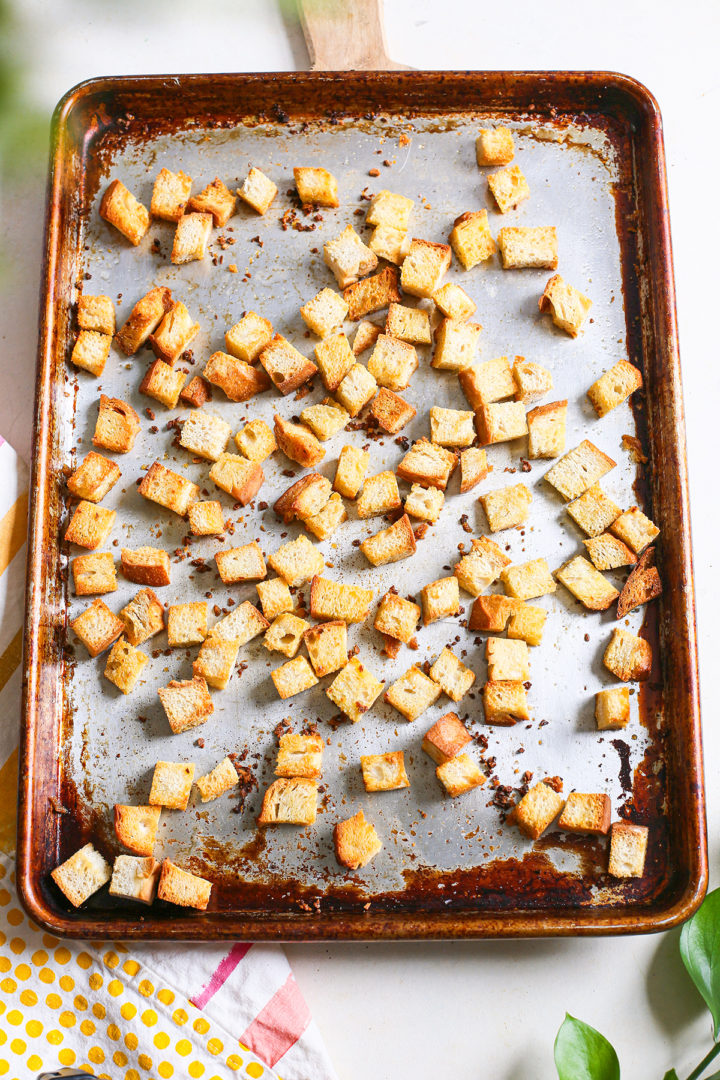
[190,941,253,1009]
[240,972,312,1067]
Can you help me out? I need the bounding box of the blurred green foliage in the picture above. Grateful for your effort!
[0,0,49,181]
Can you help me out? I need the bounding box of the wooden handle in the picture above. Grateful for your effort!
[298,0,408,71]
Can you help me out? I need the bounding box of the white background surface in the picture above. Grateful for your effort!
[1,1,719,1077]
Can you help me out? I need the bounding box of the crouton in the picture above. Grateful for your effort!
[335,363,378,417]
[258,778,318,825]
[353,320,383,356]
[513,357,553,404]
[404,483,444,523]
[559,793,612,835]
[77,294,115,336]
[148,300,200,365]
[120,547,171,588]
[400,238,452,298]
[157,676,213,734]
[497,226,558,270]
[294,165,338,207]
[301,399,349,441]
[157,860,212,910]
[114,804,161,857]
[433,282,477,321]
[269,534,324,587]
[196,758,240,802]
[385,664,441,721]
[480,483,532,532]
[119,588,165,646]
[99,179,149,245]
[274,474,332,524]
[588,360,643,417]
[72,551,117,596]
[432,319,483,373]
[275,733,324,780]
[109,856,161,905]
[314,332,356,392]
[259,335,318,395]
[468,594,519,633]
[179,411,231,461]
[271,655,318,699]
[204,352,271,402]
[450,210,496,269]
[526,399,567,459]
[305,491,348,540]
[603,628,652,682]
[555,555,619,611]
[357,470,401,518]
[475,401,528,445]
[476,127,514,166]
[567,483,621,537]
[454,535,511,596]
[310,575,374,624]
[386,303,432,345]
[368,225,411,265]
[366,391,415,439]
[187,177,236,226]
[212,601,269,645]
[595,687,630,730]
[487,164,530,213]
[513,781,564,839]
[303,621,348,677]
[301,287,349,338]
[264,612,310,659]
[610,507,660,554]
[225,312,274,363]
[209,453,264,505]
[167,602,208,647]
[179,375,212,409]
[256,577,294,620]
[150,167,192,221]
[366,189,414,230]
[361,751,409,792]
[139,461,199,516]
[374,591,420,644]
[51,843,111,908]
[115,286,174,355]
[171,212,213,264]
[616,547,662,618]
[188,500,225,536]
[421,576,460,624]
[327,656,384,722]
[103,637,148,693]
[545,440,616,502]
[436,754,486,798]
[608,821,648,878]
[274,415,325,468]
[334,810,382,869]
[486,637,530,681]
[422,712,472,764]
[584,533,637,571]
[193,637,240,691]
[324,225,378,288]
[344,266,401,321]
[238,167,278,215]
[507,605,547,646]
[235,417,276,462]
[539,274,592,336]
[334,444,370,498]
[429,647,475,702]
[67,451,121,503]
[139,358,186,409]
[71,598,124,657]
[361,513,417,566]
[460,447,489,492]
[149,760,196,810]
[65,500,115,550]
[458,356,515,408]
[397,438,456,490]
[501,558,556,600]
[215,541,267,585]
[430,407,476,448]
[70,329,111,376]
[92,395,141,454]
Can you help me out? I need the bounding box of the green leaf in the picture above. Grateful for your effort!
[680,886,720,1039]
[662,1071,679,1079]
[554,1014,620,1080]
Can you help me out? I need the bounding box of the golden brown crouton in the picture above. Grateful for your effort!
[103,637,148,693]
[429,647,475,702]
[171,212,213,264]
[157,677,213,734]
[430,406,476,448]
[294,166,339,206]
[404,483,444,523]
[335,363,378,417]
[487,164,530,213]
[609,506,660,554]
[507,604,547,646]
[188,500,225,537]
[616,547,662,618]
[65,501,115,550]
[584,533,637,571]
[258,778,318,825]
[238,167,278,215]
[193,636,240,690]
[483,680,530,725]
[513,357,553,404]
[334,810,382,870]
[187,177,236,226]
[314,332,356,392]
[545,440,616,502]
[539,274,592,336]
[608,821,648,878]
[475,401,528,445]
[433,282,477,321]
[366,189,414,230]
[368,387,416,433]
[360,513,417,567]
[310,575,374,624]
[486,637,530,681]
[157,859,212,909]
[259,335,318,395]
[432,319,483,373]
[555,555,619,611]
[269,534,324,587]
[566,483,621,537]
[468,594,519,633]
[115,286,173,355]
[120,548,171,587]
[275,733,324,780]
[150,167,192,221]
[273,415,325,469]
[256,577,294,621]
[77,294,115,335]
[498,226,558,270]
[114,804,161,856]
[167,602,208,647]
[344,266,401,321]
[459,356,515,407]
[559,793,612,835]
[67,451,121,503]
[303,621,348,677]
[595,687,631,730]
[356,471,401,519]
[235,417,276,462]
[119,588,165,646]
[300,399,350,441]
[51,843,111,908]
[271,655,319,699]
[333,444,370,498]
[215,541,267,585]
[396,438,457,490]
[263,612,310,659]
[476,127,514,166]
[225,312,274,363]
[527,400,567,459]
[92,395,141,454]
[209,453,264,505]
[327,657,384,722]
[422,712,472,764]
[324,225,378,289]
[352,320,382,357]
[501,558,556,600]
[149,301,200,364]
[212,601,269,645]
[139,359,186,410]
[109,856,160,905]
[72,552,117,596]
[436,754,486,798]
[139,461,200,516]
[513,781,564,839]
[100,179,149,245]
[450,210,496,269]
[361,751,409,792]
[385,665,441,721]
[587,360,643,417]
[274,474,332,524]
[386,302,432,345]
[196,758,240,802]
[460,447,489,492]
[454,535,511,596]
[71,598,124,657]
[421,576,460,624]
[70,330,111,376]
[400,238,452,298]
[178,411,231,461]
[301,287,349,338]
[603,628,652,682]
[373,591,420,644]
[204,352,271,402]
[480,483,532,532]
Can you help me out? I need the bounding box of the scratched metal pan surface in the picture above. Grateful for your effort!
[18,72,705,940]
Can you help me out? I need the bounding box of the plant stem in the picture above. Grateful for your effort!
[686,1041,720,1080]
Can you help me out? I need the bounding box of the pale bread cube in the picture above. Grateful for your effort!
[225,312,273,363]
[256,577,293,620]
[454,535,511,596]
[501,558,556,600]
[433,282,476,321]
[138,461,199,516]
[609,506,660,554]
[527,400,567,459]
[324,225,378,289]
[93,394,141,454]
[51,843,111,907]
[421,576,460,624]
[179,410,231,461]
[436,754,486,797]
[188,500,225,537]
[539,274,592,336]
[258,778,318,825]
[274,415,325,469]
[103,637,148,693]
[459,356,515,407]
[480,483,532,532]
[259,335,317,395]
[334,364,378,418]
[294,165,338,206]
[171,212,213,264]
[334,810,382,870]
[71,598,124,657]
[67,451,121,503]
[314,332,356,391]
[608,821,648,878]
[114,804,161,856]
[149,761,195,810]
[584,533,637,571]
[513,357,553,403]
[275,733,324,780]
[151,167,192,221]
[238,167,277,215]
[396,438,456,490]
[301,399,349,441]
[209,453,264,504]
[386,303,431,345]
[78,294,116,335]
[422,712,472,764]
[361,751,409,792]
[385,665,441,721]
[344,266,401,320]
[167,602,208,647]
[326,657,384,722]
[476,401,528,445]
[507,605,547,646]
[309,576,374,624]
[215,541,267,585]
[204,351,271,401]
[120,588,165,646]
[99,179,149,245]
[498,226,558,270]
[157,860,212,909]
[304,492,348,541]
[73,552,117,596]
[588,360,643,417]
[196,757,240,802]
[157,676,213,734]
[373,591,420,644]
[264,613,310,658]
[487,164,530,213]
[271,655,318,699]
[558,793,611,835]
[566,484,621,537]
[603,628,652,682]
[430,406,476,448]
[486,637,530,681]
[404,483,444,524]
[429,647,475,702]
[450,210,496,269]
[65,501,116,550]
[301,288,349,338]
[120,548,171,588]
[269,534,324,587]
[235,418,276,462]
[353,320,383,356]
[212,601,269,645]
[368,334,418,391]
[360,514,416,566]
[303,621,348,677]
[555,555,619,611]
[187,177,236,226]
[513,781,564,839]
[366,189,414,230]
[333,445,370,498]
[476,127,514,166]
[400,239,452,298]
[356,471,401,518]
[139,359,186,409]
[109,856,160,905]
[595,687,630,730]
[70,330,111,376]
[368,225,411,265]
[115,286,173,355]
[432,319,483,372]
[545,440,616,501]
[460,447,489,492]
[193,637,240,690]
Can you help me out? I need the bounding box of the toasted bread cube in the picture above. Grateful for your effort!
[595,687,630,731]
[77,294,115,335]
[458,356,514,408]
[258,777,318,825]
[167,602,208,647]
[310,576,374,624]
[480,483,532,532]
[513,357,553,404]
[303,620,348,677]
[353,320,383,356]
[454,535,511,596]
[259,335,318,395]
[385,665,441,721]
[67,451,121,504]
[271,655,318,699]
[215,541,267,585]
[120,548,171,587]
[476,401,528,445]
[269,534,324,587]
[555,555,619,611]
[158,676,213,734]
[334,810,381,869]
[608,821,648,878]
[157,859,212,910]
[324,225,378,288]
[305,492,348,541]
[314,332,355,393]
[436,754,486,798]
[294,165,338,207]
[51,843,111,908]
[459,447,489,493]
[115,286,173,355]
[368,387,416,434]
[450,210,496,269]
[264,612,310,658]
[366,189,414,230]
[374,591,420,644]
[617,548,662,618]
[187,177,236,226]
[114,805,161,857]
[501,558,556,600]
[139,359,186,409]
[361,751,409,792]
[422,712,472,765]
[430,407,476,448]
[99,179,149,245]
[421,576,460,624]
[188,500,225,537]
[433,282,477,321]
[193,636,240,690]
[179,411,231,461]
[527,400,567,459]
[401,239,452,298]
[275,733,324,780]
[545,440,616,501]
[357,470,401,518]
[238,166,277,215]
[204,351,270,401]
[507,605,547,646]
[498,226,558,270]
[149,300,200,365]
[103,637,148,693]
[361,513,417,567]
[432,319,482,373]
[72,552,117,596]
[225,312,274,363]
[120,588,165,646]
[109,856,161,905]
[539,274,592,336]
[150,167,192,221]
[139,461,199,516]
[567,484,621,537]
[344,266,401,320]
[235,418,276,463]
[171,212,212,264]
[404,483,444,524]
[513,781,564,839]
[301,287,349,339]
[327,656,384,721]
[397,438,456,490]
[212,600,269,645]
[368,225,411,265]
[487,164,530,213]
[150,760,196,810]
[70,329,111,376]
[301,399,349,441]
[65,501,115,550]
[468,594,519,632]
[429,647,476,702]
[588,360,643,417]
[476,126,514,166]
[386,303,432,345]
[486,637,530,681]
[273,415,325,469]
[610,506,660,554]
[584,533,637,571]
[196,757,240,802]
[275,474,332,524]
[604,628,652,682]
[559,793,612,835]
[256,577,293,620]
[335,363,378,417]
[93,394,141,454]
[334,444,370,498]
[71,598,123,657]
[209,453,264,505]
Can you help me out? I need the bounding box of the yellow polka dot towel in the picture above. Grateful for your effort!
[0,441,338,1080]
